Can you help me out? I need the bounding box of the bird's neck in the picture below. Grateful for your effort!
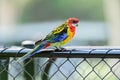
[68,23,76,35]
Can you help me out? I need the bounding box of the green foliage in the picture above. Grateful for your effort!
[21,0,104,23]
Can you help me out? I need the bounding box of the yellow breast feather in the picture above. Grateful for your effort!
[61,27,74,45]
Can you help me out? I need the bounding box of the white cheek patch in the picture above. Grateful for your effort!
[72,24,78,27]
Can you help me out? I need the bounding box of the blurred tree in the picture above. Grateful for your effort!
[0,0,32,42]
[21,0,104,23]
[103,0,120,45]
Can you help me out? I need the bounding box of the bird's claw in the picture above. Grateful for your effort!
[60,47,67,51]
[55,47,66,51]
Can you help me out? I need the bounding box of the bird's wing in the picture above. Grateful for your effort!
[35,23,68,45]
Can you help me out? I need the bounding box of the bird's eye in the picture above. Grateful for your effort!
[72,20,77,23]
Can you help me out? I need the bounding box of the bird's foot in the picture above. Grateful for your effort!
[60,47,67,51]
[55,47,67,51]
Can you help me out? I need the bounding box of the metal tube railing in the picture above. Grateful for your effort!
[0,47,120,58]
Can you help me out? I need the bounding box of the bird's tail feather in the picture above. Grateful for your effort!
[16,41,48,62]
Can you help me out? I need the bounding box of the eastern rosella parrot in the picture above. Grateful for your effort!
[17,18,79,62]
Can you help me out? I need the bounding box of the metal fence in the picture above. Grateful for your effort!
[0,46,120,80]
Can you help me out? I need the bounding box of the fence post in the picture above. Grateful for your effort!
[22,40,35,80]
[0,58,9,80]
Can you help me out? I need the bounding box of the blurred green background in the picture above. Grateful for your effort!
[21,0,104,22]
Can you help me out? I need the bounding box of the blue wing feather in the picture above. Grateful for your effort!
[42,23,68,43]
[51,33,68,42]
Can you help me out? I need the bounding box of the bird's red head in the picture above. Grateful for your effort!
[67,18,80,24]
[66,18,79,35]
[67,18,80,27]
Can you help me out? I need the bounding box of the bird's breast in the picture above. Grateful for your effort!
[61,26,75,45]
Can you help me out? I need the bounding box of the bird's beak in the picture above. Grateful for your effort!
[76,24,78,27]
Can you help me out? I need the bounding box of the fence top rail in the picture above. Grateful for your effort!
[0,46,120,58]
